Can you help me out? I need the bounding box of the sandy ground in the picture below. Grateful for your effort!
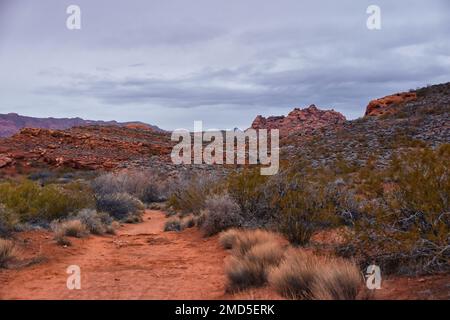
[0,210,448,300]
[0,210,229,299]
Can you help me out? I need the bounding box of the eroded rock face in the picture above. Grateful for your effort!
[365,92,417,116]
[251,105,346,137]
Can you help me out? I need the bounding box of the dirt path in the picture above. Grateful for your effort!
[0,210,228,300]
[1,210,448,300]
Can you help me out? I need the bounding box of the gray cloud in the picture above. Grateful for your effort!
[0,0,449,129]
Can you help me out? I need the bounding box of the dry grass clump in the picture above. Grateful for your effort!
[311,261,362,300]
[53,219,88,240]
[0,239,16,268]
[232,229,279,256]
[219,228,240,249]
[164,217,183,232]
[269,249,361,300]
[224,229,286,292]
[181,216,196,229]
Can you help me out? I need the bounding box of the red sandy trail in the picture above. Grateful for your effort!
[0,210,448,300]
[0,211,228,300]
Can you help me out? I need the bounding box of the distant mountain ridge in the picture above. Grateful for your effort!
[0,113,164,137]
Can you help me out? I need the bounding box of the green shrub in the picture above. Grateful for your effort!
[277,178,339,245]
[227,169,271,225]
[167,174,223,215]
[0,204,18,237]
[0,180,94,222]
[343,145,450,274]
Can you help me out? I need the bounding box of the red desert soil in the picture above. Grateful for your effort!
[0,210,448,300]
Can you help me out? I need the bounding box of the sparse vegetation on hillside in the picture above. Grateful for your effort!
[341,144,450,274]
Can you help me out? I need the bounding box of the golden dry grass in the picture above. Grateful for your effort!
[218,228,240,249]
[0,238,16,268]
[268,248,361,300]
[54,219,88,239]
[224,229,286,292]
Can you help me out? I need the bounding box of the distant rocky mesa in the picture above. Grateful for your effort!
[251,105,346,137]
[0,113,163,137]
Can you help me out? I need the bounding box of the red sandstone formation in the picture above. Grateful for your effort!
[251,105,346,137]
[0,126,173,171]
[365,92,417,116]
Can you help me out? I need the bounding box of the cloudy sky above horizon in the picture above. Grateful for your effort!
[0,0,449,130]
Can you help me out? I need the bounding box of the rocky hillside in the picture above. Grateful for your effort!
[282,82,450,167]
[251,105,346,137]
[0,113,163,137]
[0,125,173,172]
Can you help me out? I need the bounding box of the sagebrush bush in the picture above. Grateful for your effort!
[0,239,16,268]
[0,180,95,222]
[75,209,113,235]
[92,170,164,203]
[96,193,144,220]
[200,194,243,236]
[269,249,361,300]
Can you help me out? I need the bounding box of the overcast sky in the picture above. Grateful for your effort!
[0,0,449,130]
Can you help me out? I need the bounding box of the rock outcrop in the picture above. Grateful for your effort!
[365,92,417,117]
[251,105,346,137]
